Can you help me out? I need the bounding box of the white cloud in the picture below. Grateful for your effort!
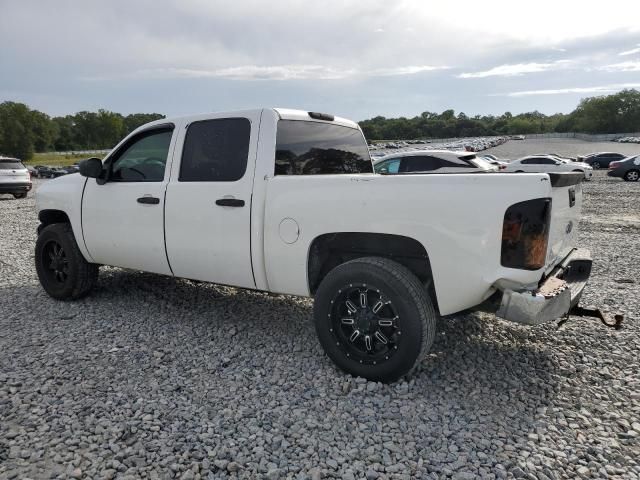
[371,65,450,76]
[491,83,640,97]
[82,64,450,82]
[619,45,640,56]
[599,61,640,72]
[458,61,571,78]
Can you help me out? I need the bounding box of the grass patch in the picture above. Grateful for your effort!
[26,152,106,167]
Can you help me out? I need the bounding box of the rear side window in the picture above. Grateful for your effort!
[0,160,24,169]
[522,157,553,165]
[275,120,372,175]
[399,155,473,172]
[180,118,251,182]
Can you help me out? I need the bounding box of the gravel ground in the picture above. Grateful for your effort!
[1,159,639,479]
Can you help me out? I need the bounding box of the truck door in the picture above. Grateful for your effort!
[164,112,260,289]
[81,124,178,275]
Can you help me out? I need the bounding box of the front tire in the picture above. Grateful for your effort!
[35,223,99,300]
[13,192,27,199]
[313,257,437,383]
[592,161,601,169]
[624,170,639,182]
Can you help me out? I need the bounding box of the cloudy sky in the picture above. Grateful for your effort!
[1,0,640,120]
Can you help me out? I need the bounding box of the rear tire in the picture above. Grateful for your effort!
[35,223,99,300]
[313,257,437,383]
[624,170,639,182]
[13,192,27,199]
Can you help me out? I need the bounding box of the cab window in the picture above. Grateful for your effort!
[179,118,251,182]
[275,120,372,175]
[109,127,173,182]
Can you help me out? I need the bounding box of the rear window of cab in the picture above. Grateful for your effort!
[0,160,25,170]
[275,120,372,175]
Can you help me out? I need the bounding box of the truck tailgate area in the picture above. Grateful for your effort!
[545,172,584,275]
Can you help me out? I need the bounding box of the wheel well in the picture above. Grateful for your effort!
[307,232,438,311]
[38,210,70,231]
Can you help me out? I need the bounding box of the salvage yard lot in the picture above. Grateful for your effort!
[1,139,639,479]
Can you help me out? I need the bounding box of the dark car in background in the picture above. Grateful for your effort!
[34,166,55,178]
[374,150,498,174]
[578,152,626,169]
[608,155,640,182]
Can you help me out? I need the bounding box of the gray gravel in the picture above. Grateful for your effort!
[2,157,639,479]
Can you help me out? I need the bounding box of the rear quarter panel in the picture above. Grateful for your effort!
[263,172,554,315]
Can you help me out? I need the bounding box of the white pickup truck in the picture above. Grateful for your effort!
[35,108,595,382]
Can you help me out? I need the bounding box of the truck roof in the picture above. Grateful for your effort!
[274,108,359,129]
[140,108,359,131]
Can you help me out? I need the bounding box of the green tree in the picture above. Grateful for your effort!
[0,102,36,160]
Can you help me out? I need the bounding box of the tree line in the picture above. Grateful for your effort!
[0,102,164,160]
[359,89,640,140]
[1,89,639,159]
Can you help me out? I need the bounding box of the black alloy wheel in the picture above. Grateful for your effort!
[329,284,401,365]
[41,240,69,284]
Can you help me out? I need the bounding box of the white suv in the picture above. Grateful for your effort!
[0,157,32,198]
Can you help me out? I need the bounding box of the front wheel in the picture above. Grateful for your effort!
[35,223,99,300]
[624,170,639,182]
[313,257,437,383]
[13,192,27,199]
[592,161,601,169]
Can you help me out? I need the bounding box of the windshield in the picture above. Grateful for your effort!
[0,160,25,170]
[470,156,495,170]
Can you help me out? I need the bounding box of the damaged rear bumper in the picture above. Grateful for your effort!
[494,248,592,325]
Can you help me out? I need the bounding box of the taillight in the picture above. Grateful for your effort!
[609,161,620,169]
[501,198,551,270]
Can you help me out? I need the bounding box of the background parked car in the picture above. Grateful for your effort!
[504,155,593,179]
[577,152,627,169]
[34,166,55,178]
[374,150,498,174]
[480,155,508,170]
[62,164,80,174]
[533,153,577,162]
[608,155,640,181]
[0,157,32,198]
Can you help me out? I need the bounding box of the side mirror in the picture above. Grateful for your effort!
[79,158,104,178]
